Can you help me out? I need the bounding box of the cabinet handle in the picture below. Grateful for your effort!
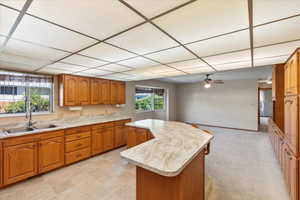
[76,135,82,138]
[76,143,82,147]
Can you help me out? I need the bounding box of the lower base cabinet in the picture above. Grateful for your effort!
[269,120,299,200]
[127,127,153,148]
[38,137,65,173]
[0,119,131,188]
[3,142,38,186]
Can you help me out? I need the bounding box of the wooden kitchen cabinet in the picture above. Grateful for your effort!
[0,142,2,188]
[90,78,101,105]
[39,137,64,173]
[117,81,126,104]
[110,80,118,104]
[3,142,38,185]
[114,125,128,148]
[77,77,90,105]
[92,129,104,155]
[101,79,111,104]
[61,75,77,106]
[127,127,153,148]
[285,50,299,96]
[284,96,299,156]
[272,64,285,131]
[59,74,125,106]
[103,127,114,152]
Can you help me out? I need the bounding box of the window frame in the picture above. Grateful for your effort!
[135,85,166,113]
[0,71,55,116]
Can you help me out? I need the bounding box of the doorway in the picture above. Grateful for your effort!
[258,88,273,131]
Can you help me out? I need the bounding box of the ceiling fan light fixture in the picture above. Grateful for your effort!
[204,82,211,88]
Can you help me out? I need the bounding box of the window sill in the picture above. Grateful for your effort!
[0,112,55,118]
[135,110,154,114]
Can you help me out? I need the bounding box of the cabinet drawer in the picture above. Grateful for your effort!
[92,122,114,130]
[40,130,64,140]
[65,126,91,135]
[3,134,40,147]
[65,148,91,165]
[65,137,91,153]
[65,132,91,142]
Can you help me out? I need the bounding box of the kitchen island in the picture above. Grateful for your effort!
[121,119,213,200]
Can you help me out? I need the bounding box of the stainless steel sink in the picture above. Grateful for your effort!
[3,124,58,134]
[34,124,57,129]
[4,127,35,134]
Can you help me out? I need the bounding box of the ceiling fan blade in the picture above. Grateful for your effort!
[213,80,224,84]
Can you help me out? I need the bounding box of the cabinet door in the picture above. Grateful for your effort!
[288,152,298,200]
[114,126,127,147]
[285,96,299,155]
[136,128,149,145]
[289,53,299,95]
[91,79,100,104]
[117,82,126,104]
[92,131,104,155]
[0,142,2,188]
[78,77,90,105]
[110,81,118,104]
[39,137,64,173]
[127,127,137,148]
[4,142,38,185]
[103,127,114,151]
[64,75,78,106]
[101,80,111,104]
[272,66,276,100]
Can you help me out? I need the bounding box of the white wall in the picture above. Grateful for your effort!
[125,80,176,121]
[176,80,258,130]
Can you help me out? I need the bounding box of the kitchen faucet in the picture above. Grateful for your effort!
[25,96,35,130]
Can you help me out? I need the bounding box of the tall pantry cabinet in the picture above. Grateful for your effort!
[270,49,299,200]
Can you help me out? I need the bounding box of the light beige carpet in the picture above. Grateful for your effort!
[204,126,289,200]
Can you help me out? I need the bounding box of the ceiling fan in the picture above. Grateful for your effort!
[203,74,224,88]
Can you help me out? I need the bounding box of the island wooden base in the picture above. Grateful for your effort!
[136,150,205,200]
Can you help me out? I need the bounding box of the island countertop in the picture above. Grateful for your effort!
[120,119,213,177]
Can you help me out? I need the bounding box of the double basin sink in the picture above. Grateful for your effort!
[2,124,58,135]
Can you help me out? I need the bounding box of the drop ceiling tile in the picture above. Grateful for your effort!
[145,47,196,63]
[4,38,70,61]
[254,40,300,59]
[117,56,159,69]
[253,0,300,25]
[254,17,300,47]
[0,0,26,10]
[80,43,136,62]
[214,60,252,71]
[203,50,251,66]
[46,62,88,72]
[61,54,108,68]
[181,67,214,74]
[168,59,208,69]
[254,55,289,67]
[79,69,112,76]
[12,15,97,52]
[27,0,144,40]
[108,23,178,54]
[38,67,70,75]
[123,0,191,18]
[146,65,177,73]
[0,52,46,71]
[154,0,249,44]
[97,64,131,72]
[0,6,19,36]
[186,30,250,57]
[162,71,186,77]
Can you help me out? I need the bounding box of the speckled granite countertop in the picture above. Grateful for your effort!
[0,115,132,139]
[120,119,213,177]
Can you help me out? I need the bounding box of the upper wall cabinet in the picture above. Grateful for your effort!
[284,49,299,96]
[59,74,125,106]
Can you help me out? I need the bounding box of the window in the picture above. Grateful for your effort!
[0,70,54,115]
[135,86,165,112]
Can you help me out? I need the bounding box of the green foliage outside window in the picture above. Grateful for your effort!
[3,90,50,113]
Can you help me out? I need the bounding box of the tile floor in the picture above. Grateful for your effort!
[0,125,289,200]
